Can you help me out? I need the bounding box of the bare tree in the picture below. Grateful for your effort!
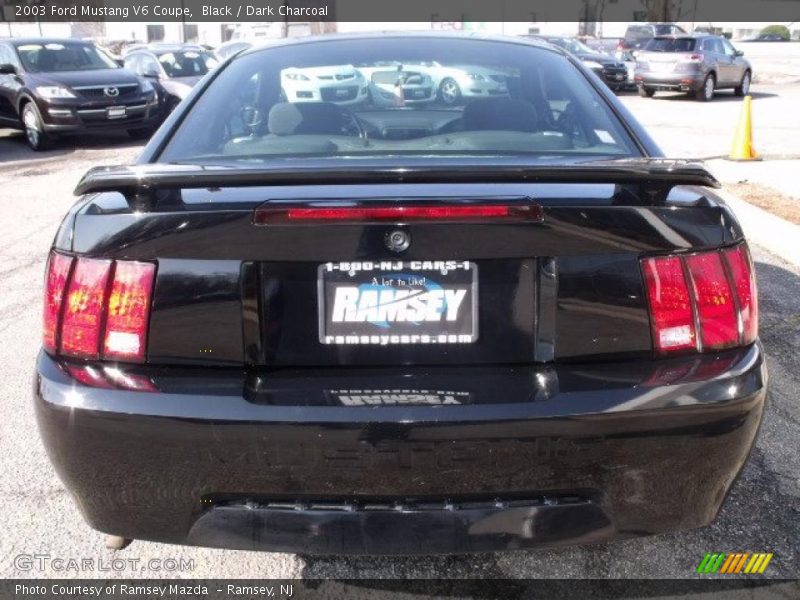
[583,0,608,37]
[640,0,694,22]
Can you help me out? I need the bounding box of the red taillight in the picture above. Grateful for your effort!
[254,204,544,225]
[642,256,697,354]
[723,245,758,344]
[681,53,705,63]
[103,261,156,362]
[685,253,738,350]
[641,244,758,355]
[60,258,112,358]
[43,252,73,353]
[42,254,155,363]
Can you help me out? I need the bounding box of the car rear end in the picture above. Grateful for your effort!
[35,35,767,555]
[635,37,708,93]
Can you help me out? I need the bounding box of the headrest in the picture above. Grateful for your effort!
[462,98,538,133]
[267,102,344,136]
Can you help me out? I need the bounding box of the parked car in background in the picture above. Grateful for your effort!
[740,33,789,42]
[359,64,437,107]
[405,61,509,105]
[635,35,752,101]
[124,44,218,117]
[36,33,767,556]
[280,64,369,105]
[0,38,159,150]
[215,41,253,62]
[582,37,622,56]
[533,36,628,91]
[621,23,686,51]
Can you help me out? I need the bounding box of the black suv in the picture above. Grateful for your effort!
[533,36,628,91]
[0,39,159,150]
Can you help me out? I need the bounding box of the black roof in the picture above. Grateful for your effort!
[237,31,561,59]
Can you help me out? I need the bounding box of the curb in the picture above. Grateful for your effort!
[716,188,800,267]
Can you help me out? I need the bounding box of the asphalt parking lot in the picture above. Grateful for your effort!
[0,85,798,580]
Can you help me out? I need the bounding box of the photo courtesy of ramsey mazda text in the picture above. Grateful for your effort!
[32,31,768,558]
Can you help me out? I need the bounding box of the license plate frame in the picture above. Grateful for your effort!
[107,106,127,119]
[318,260,479,346]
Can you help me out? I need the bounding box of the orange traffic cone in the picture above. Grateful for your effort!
[728,95,760,161]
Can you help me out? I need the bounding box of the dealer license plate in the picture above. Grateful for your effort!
[107,106,127,119]
[318,260,478,345]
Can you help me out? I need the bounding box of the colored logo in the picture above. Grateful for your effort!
[330,275,467,328]
[696,552,773,574]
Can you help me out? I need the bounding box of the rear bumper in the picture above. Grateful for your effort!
[635,71,705,91]
[34,345,767,555]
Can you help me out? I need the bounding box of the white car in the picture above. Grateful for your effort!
[281,65,369,105]
[406,61,510,105]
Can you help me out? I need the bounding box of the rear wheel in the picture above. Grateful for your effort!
[21,102,52,151]
[734,71,751,97]
[696,74,715,102]
[637,85,655,98]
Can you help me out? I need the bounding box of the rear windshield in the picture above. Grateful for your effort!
[157,50,218,78]
[160,37,638,165]
[16,42,118,72]
[544,38,595,55]
[625,26,653,40]
[644,38,698,52]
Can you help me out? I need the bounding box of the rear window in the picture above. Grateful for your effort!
[160,37,638,165]
[157,50,218,78]
[625,26,653,40]
[654,25,680,35]
[644,38,698,52]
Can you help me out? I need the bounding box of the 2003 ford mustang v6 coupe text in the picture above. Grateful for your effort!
[35,33,766,555]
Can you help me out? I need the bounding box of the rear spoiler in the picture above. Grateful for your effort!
[74,159,719,212]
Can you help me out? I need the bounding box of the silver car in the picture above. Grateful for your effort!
[402,61,509,105]
[634,35,752,101]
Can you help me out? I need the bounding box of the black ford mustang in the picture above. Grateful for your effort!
[35,34,766,555]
